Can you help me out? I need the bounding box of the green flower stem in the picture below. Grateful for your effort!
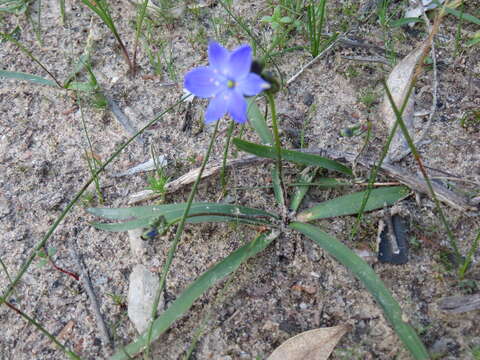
[144,120,220,358]
[382,79,460,260]
[350,79,416,240]
[1,298,81,359]
[221,120,235,190]
[266,92,287,214]
[0,95,190,302]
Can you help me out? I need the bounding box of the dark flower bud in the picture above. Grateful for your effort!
[250,60,264,76]
[260,71,280,95]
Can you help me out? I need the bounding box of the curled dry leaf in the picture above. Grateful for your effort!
[267,324,351,360]
[380,42,428,162]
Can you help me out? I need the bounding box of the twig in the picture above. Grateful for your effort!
[128,148,477,212]
[342,55,392,66]
[106,96,145,145]
[69,245,114,352]
[128,155,271,204]
[44,246,79,281]
[438,294,480,313]
[328,32,403,57]
[317,147,476,212]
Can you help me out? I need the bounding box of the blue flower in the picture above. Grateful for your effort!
[184,41,270,124]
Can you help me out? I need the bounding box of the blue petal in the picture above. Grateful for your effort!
[208,41,229,74]
[184,67,224,98]
[227,90,248,123]
[205,91,229,123]
[227,45,252,80]
[237,73,270,96]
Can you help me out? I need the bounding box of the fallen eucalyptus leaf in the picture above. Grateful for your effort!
[380,43,428,162]
[267,324,351,360]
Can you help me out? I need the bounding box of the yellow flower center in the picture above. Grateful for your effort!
[227,80,236,88]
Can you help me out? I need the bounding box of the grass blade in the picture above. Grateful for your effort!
[80,0,133,71]
[290,222,429,359]
[0,32,62,86]
[0,0,28,14]
[233,138,352,176]
[296,186,409,222]
[442,3,480,26]
[109,231,279,360]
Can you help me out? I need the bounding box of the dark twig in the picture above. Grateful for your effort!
[106,96,145,145]
[44,246,79,281]
[69,245,114,352]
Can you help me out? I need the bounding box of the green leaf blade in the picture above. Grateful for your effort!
[0,70,57,86]
[233,138,352,176]
[290,167,317,213]
[296,186,409,222]
[87,202,278,221]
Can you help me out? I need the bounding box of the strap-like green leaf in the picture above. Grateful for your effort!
[290,222,429,359]
[233,138,352,176]
[296,186,409,222]
[0,70,56,86]
[109,231,279,360]
[271,167,284,207]
[88,202,278,221]
[92,214,273,232]
[290,167,317,212]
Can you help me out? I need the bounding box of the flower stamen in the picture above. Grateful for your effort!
[227,80,235,89]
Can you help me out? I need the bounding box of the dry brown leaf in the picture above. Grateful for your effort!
[267,324,351,360]
[380,42,428,162]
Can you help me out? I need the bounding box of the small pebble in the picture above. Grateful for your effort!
[303,92,315,106]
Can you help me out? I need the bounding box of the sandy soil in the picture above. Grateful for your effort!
[1,0,480,359]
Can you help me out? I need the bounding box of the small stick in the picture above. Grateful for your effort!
[69,245,113,352]
[106,96,145,145]
[128,155,271,204]
[44,246,79,281]
[341,55,391,66]
[127,148,476,212]
[328,32,403,57]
